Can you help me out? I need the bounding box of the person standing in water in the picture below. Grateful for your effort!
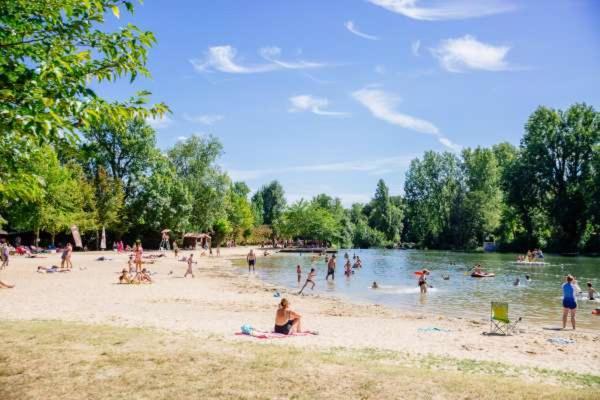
[562,275,577,330]
[246,249,256,272]
[418,269,429,294]
[296,264,302,284]
[326,254,336,281]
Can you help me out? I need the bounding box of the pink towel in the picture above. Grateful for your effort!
[235,331,317,340]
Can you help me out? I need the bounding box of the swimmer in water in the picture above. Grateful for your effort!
[525,275,531,282]
[514,277,521,286]
[371,281,379,289]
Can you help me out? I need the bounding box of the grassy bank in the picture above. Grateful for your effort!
[0,320,598,400]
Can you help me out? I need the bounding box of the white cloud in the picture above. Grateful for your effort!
[411,40,421,56]
[367,0,515,21]
[227,155,413,182]
[190,45,327,74]
[288,95,349,117]
[145,115,172,129]
[431,35,511,72]
[184,113,224,125]
[344,20,379,40]
[352,87,438,135]
[352,87,461,151]
[176,136,188,141]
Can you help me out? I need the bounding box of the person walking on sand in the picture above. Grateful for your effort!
[326,254,336,281]
[184,253,195,278]
[246,249,256,272]
[562,275,577,330]
[298,268,316,295]
[133,240,143,273]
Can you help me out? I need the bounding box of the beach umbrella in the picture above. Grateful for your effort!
[100,226,106,250]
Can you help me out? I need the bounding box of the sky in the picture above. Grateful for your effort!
[98,0,600,205]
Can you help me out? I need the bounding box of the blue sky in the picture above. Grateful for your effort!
[99,0,600,205]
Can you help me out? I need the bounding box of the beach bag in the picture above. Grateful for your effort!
[241,324,254,335]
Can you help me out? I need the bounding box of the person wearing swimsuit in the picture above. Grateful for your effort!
[326,255,336,281]
[246,249,256,272]
[562,275,577,330]
[134,241,143,273]
[274,298,301,335]
[418,269,429,294]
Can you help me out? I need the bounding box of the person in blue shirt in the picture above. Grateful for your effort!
[562,275,577,330]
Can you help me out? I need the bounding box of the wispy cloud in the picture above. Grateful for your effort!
[190,45,327,74]
[411,40,421,56]
[184,113,224,125]
[367,0,515,21]
[227,155,413,181]
[288,95,349,117]
[146,115,172,129]
[431,35,512,72]
[352,87,461,151]
[176,136,188,141]
[344,20,380,40]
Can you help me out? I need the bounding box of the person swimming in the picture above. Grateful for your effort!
[525,275,531,282]
[371,281,379,289]
[514,277,521,286]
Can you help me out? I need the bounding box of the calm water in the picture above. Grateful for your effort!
[236,249,600,329]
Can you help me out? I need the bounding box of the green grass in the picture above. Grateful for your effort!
[0,320,597,400]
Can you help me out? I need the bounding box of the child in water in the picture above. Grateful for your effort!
[588,282,598,300]
[296,265,302,283]
[371,281,379,289]
[418,269,429,294]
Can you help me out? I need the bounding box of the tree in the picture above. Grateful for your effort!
[251,181,286,226]
[80,118,158,201]
[518,104,599,251]
[226,188,255,244]
[168,135,228,232]
[403,151,462,248]
[0,1,167,211]
[368,179,403,243]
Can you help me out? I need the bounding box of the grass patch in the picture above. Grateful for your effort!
[0,320,597,400]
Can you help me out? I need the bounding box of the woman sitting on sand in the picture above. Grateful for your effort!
[118,268,133,284]
[274,298,302,335]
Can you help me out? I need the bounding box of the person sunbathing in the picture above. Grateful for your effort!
[137,268,153,283]
[0,280,14,288]
[274,298,301,335]
[37,265,68,273]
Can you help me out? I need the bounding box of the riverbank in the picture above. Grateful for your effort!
[0,247,598,397]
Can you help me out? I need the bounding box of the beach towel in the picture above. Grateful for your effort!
[547,337,575,345]
[235,331,318,339]
[418,327,451,333]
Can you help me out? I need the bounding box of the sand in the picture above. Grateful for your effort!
[0,247,598,376]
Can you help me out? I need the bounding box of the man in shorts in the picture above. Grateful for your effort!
[326,254,336,281]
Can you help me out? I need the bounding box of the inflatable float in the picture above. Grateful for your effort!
[471,272,495,278]
[592,309,600,315]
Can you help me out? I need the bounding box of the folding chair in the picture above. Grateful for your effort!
[490,302,522,335]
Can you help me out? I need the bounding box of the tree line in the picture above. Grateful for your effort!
[1,1,598,253]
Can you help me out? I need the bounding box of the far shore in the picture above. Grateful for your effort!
[0,246,599,379]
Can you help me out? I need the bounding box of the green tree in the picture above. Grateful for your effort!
[518,104,599,251]
[251,181,286,225]
[368,179,403,243]
[168,135,228,232]
[226,188,255,244]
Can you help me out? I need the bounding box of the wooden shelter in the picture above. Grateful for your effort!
[182,233,211,249]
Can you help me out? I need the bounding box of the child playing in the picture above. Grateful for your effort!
[184,253,195,278]
[296,265,302,283]
[587,282,598,301]
[298,268,316,295]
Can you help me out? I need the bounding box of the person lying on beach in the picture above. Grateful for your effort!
[371,281,379,289]
[184,253,195,278]
[274,298,302,335]
[37,265,68,273]
[587,282,598,300]
[96,256,113,261]
[298,268,316,295]
[143,254,165,259]
[0,280,15,288]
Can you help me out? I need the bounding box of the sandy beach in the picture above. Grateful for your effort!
[0,246,598,378]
